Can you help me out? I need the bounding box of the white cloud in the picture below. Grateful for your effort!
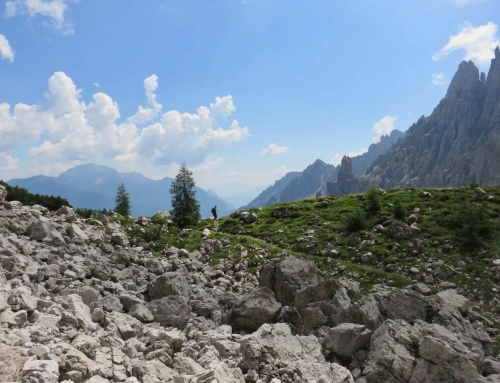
[210,96,236,118]
[261,143,289,155]
[191,157,225,173]
[0,153,19,170]
[0,71,250,175]
[433,22,499,66]
[372,116,397,143]
[431,73,447,86]
[330,148,368,166]
[0,35,14,62]
[128,74,162,124]
[5,0,73,33]
[93,82,100,88]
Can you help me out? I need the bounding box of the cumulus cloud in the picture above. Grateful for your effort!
[128,74,162,124]
[94,82,100,88]
[432,73,447,86]
[261,143,289,155]
[190,157,225,173]
[330,148,368,166]
[5,0,73,33]
[0,34,14,62]
[372,116,397,143]
[433,22,499,66]
[0,71,250,174]
[0,153,19,170]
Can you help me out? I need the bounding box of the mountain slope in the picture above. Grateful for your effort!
[279,159,339,202]
[9,164,234,217]
[243,131,404,208]
[328,47,500,195]
[351,129,405,177]
[242,171,302,209]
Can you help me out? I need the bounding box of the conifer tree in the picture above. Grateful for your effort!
[115,182,131,216]
[170,164,201,227]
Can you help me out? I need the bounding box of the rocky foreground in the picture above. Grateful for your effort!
[1,183,500,383]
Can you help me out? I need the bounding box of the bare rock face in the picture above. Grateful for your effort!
[329,47,500,195]
[260,256,337,308]
[227,287,282,332]
[328,156,361,196]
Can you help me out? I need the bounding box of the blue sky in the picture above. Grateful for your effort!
[0,0,499,197]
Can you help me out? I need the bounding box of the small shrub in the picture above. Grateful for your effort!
[150,215,168,225]
[142,225,162,242]
[448,204,494,246]
[393,198,406,220]
[365,187,382,213]
[75,208,95,219]
[344,208,367,232]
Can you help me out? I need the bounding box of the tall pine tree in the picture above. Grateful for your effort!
[115,183,131,217]
[170,164,201,227]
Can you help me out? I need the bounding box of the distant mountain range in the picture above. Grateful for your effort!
[327,46,500,195]
[7,164,235,218]
[242,129,404,209]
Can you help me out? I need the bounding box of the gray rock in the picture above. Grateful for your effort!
[0,343,27,382]
[0,184,6,202]
[111,232,129,247]
[129,304,154,322]
[148,272,190,300]
[22,360,59,383]
[228,287,282,332]
[147,296,191,329]
[100,294,123,312]
[260,256,337,307]
[324,323,372,358]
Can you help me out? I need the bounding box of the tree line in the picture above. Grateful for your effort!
[1,164,201,228]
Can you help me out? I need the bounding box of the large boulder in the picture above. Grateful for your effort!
[324,323,372,359]
[0,344,27,382]
[227,287,282,331]
[372,286,435,324]
[363,319,486,383]
[260,256,337,307]
[147,296,191,329]
[148,272,190,300]
[0,184,6,202]
[22,360,59,383]
[26,218,65,245]
[240,323,353,382]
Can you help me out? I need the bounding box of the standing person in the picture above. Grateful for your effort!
[211,206,218,220]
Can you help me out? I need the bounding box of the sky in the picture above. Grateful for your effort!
[0,0,499,198]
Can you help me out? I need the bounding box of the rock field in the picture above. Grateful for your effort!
[1,183,500,383]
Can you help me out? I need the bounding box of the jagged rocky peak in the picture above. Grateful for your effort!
[329,46,500,195]
[447,60,481,96]
[338,156,354,182]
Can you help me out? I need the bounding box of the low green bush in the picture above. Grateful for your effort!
[344,208,367,232]
[365,187,382,213]
[392,198,406,220]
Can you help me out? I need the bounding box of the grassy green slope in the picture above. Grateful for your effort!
[110,185,500,317]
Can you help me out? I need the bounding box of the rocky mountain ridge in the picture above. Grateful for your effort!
[328,47,500,196]
[244,130,404,209]
[2,179,500,382]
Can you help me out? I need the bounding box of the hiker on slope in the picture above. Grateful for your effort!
[211,206,218,220]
